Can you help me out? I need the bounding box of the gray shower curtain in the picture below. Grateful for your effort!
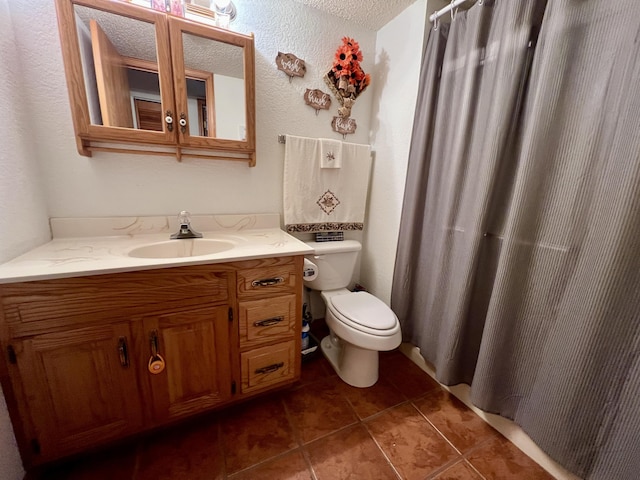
[392,1,640,479]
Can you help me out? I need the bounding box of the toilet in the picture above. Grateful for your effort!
[304,240,401,388]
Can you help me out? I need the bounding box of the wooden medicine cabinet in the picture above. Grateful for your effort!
[55,0,256,165]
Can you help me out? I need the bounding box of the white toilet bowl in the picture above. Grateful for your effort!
[303,240,402,388]
[319,289,401,388]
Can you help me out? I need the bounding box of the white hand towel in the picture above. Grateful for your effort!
[319,138,342,168]
[283,135,371,233]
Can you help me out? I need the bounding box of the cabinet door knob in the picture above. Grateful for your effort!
[165,111,174,132]
[179,113,187,133]
[117,337,129,368]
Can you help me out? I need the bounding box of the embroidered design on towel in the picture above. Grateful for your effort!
[286,222,364,233]
[326,151,335,163]
[317,190,341,215]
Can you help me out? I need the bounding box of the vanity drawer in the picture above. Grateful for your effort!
[240,340,296,394]
[237,264,299,298]
[239,294,296,348]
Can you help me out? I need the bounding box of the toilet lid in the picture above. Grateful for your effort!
[329,292,397,330]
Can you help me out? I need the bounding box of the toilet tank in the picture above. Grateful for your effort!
[304,240,362,291]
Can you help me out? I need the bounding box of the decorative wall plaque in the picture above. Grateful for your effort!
[304,89,331,115]
[276,52,306,82]
[331,116,357,137]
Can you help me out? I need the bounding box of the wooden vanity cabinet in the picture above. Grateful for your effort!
[0,257,302,467]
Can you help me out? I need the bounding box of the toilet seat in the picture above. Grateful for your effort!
[326,291,400,337]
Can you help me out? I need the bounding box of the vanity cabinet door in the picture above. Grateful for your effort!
[140,304,232,423]
[14,322,142,463]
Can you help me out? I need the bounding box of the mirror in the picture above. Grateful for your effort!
[181,32,246,141]
[72,3,248,140]
[74,5,161,130]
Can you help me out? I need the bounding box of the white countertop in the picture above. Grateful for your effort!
[0,214,314,284]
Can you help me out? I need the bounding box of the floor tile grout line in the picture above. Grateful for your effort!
[463,458,488,480]
[298,444,320,480]
[300,418,361,447]
[338,386,405,423]
[360,421,405,480]
[130,439,142,480]
[461,434,500,459]
[394,401,470,480]
[280,394,306,449]
[223,394,304,477]
[216,420,229,479]
[225,446,306,479]
[459,436,499,480]
[219,414,232,477]
[422,455,467,480]
[410,390,502,463]
[410,397,467,456]
[280,391,321,479]
[357,396,480,480]
[358,398,412,424]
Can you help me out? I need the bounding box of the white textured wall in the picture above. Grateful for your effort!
[8,0,374,218]
[0,0,50,477]
[361,0,430,303]
[1,0,377,475]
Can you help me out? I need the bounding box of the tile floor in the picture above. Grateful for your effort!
[31,347,555,480]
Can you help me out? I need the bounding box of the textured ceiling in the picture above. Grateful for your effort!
[291,0,418,30]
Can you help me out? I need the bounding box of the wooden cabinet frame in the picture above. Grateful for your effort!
[55,0,256,165]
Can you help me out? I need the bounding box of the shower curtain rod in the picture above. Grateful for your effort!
[429,0,474,22]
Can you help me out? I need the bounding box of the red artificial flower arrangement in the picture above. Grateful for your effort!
[325,37,370,113]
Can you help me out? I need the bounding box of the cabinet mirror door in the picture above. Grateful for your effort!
[57,0,176,148]
[169,18,256,151]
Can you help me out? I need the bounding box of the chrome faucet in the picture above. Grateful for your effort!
[170,211,203,239]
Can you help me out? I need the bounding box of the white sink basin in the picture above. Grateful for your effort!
[128,239,235,259]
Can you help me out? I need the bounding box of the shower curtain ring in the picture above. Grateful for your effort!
[433,15,439,31]
[450,0,458,21]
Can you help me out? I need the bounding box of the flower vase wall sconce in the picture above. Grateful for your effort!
[324,37,370,137]
[211,0,237,28]
[276,52,306,82]
[304,88,332,115]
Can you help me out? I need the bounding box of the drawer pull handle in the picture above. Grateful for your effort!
[118,337,129,368]
[255,362,285,375]
[253,316,284,327]
[251,277,284,287]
